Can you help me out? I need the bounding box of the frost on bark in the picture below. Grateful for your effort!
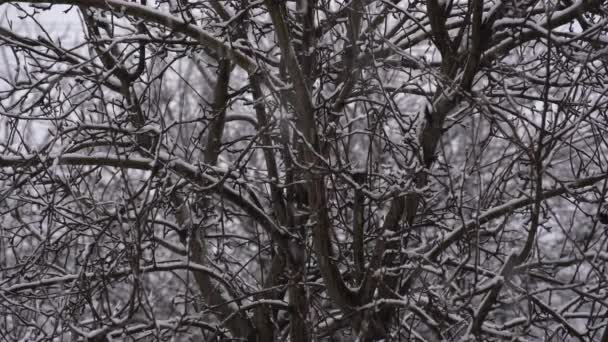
[1,0,608,341]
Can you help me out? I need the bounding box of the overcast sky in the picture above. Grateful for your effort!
[1,3,82,39]
[0,4,84,81]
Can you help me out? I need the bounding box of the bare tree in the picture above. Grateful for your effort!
[1,0,608,341]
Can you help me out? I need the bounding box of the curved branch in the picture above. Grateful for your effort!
[0,152,290,244]
[425,173,608,261]
[13,0,259,75]
[2,261,233,293]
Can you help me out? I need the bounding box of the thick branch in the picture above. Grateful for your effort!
[3,261,232,293]
[11,0,259,75]
[0,152,290,244]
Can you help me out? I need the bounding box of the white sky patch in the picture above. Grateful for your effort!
[1,4,82,38]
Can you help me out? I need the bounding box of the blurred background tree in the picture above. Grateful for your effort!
[1,0,608,341]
